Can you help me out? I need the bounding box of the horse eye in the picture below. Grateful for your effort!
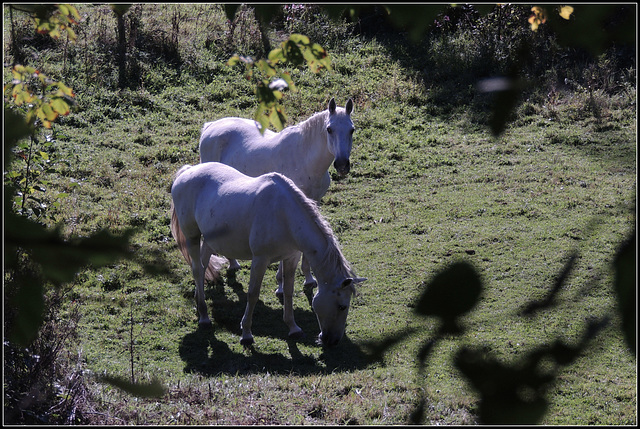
[327,127,333,134]
[338,304,348,311]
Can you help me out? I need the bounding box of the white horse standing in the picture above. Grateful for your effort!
[199,98,355,298]
[170,162,365,347]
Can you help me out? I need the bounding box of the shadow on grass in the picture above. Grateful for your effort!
[178,268,371,376]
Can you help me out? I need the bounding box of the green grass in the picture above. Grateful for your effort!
[5,4,636,425]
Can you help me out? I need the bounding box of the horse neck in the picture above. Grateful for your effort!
[289,195,352,285]
[299,111,334,167]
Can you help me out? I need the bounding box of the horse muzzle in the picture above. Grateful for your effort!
[333,158,350,177]
[318,331,343,348]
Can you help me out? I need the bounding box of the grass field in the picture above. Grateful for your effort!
[4,4,636,425]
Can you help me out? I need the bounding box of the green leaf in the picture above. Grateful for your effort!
[289,33,310,45]
[227,55,241,67]
[4,209,134,286]
[268,48,285,64]
[282,40,305,66]
[268,105,286,131]
[254,109,270,135]
[39,103,59,122]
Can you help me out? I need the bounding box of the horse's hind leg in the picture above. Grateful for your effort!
[240,256,269,346]
[275,262,284,304]
[187,237,211,327]
[282,253,304,340]
[228,258,241,271]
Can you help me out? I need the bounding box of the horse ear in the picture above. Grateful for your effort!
[342,277,367,288]
[341,278,353,289]
[328,98,337,114]
[345,98,353,115]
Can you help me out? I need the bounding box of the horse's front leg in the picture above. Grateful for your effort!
[187,237,211,326]
[301,255,317,289]
[240,256,269,346]
[282,252,304,340]
[275,255,315,304]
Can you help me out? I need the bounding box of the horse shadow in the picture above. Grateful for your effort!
[178,267,372,376]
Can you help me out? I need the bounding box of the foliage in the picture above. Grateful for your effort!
[4,5,78,223]
[3,4,161,423]
[5,65,74,128]
[369,239,634,424]
[228,33,331,132]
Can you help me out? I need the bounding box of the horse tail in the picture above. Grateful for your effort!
[169,199,192,267]
[170,165,224,281]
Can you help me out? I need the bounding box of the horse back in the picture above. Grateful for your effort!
[200,118,275,163]
[174,163,299,260]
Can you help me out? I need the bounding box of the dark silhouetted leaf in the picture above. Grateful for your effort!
[613,229,636,355]
[408,398,426,425]
[455,347,550,424]
[456,316,609,424]
[361,327,416,363]
[4,209,135,286]
[416,338,436,369]
[110,4,132,17]
[7,269,45,347]
[414,261,482,333]
[381,5,444,43]
[520,252,578,316]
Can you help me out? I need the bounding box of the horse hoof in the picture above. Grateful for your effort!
[275,289,284,305]
[288,330,305,341]
[240,337,254,347]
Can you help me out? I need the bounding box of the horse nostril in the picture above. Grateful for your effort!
[319,332,341,348]
[334,159,350,176]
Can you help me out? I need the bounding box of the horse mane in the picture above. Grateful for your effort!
[296,110,329,142]
[269,173,356,281]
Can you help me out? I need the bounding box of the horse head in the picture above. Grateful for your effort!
[326,98,355,177]
[312,276,366,347]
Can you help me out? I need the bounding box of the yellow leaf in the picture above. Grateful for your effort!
[559,6,574,20]
[227,55,240,66]
[40,103,59,121]
[51,97,71,115]
[529,6,547,32]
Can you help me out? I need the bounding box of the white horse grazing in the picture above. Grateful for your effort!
[170,162,366,347]
[199,98,355,298]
